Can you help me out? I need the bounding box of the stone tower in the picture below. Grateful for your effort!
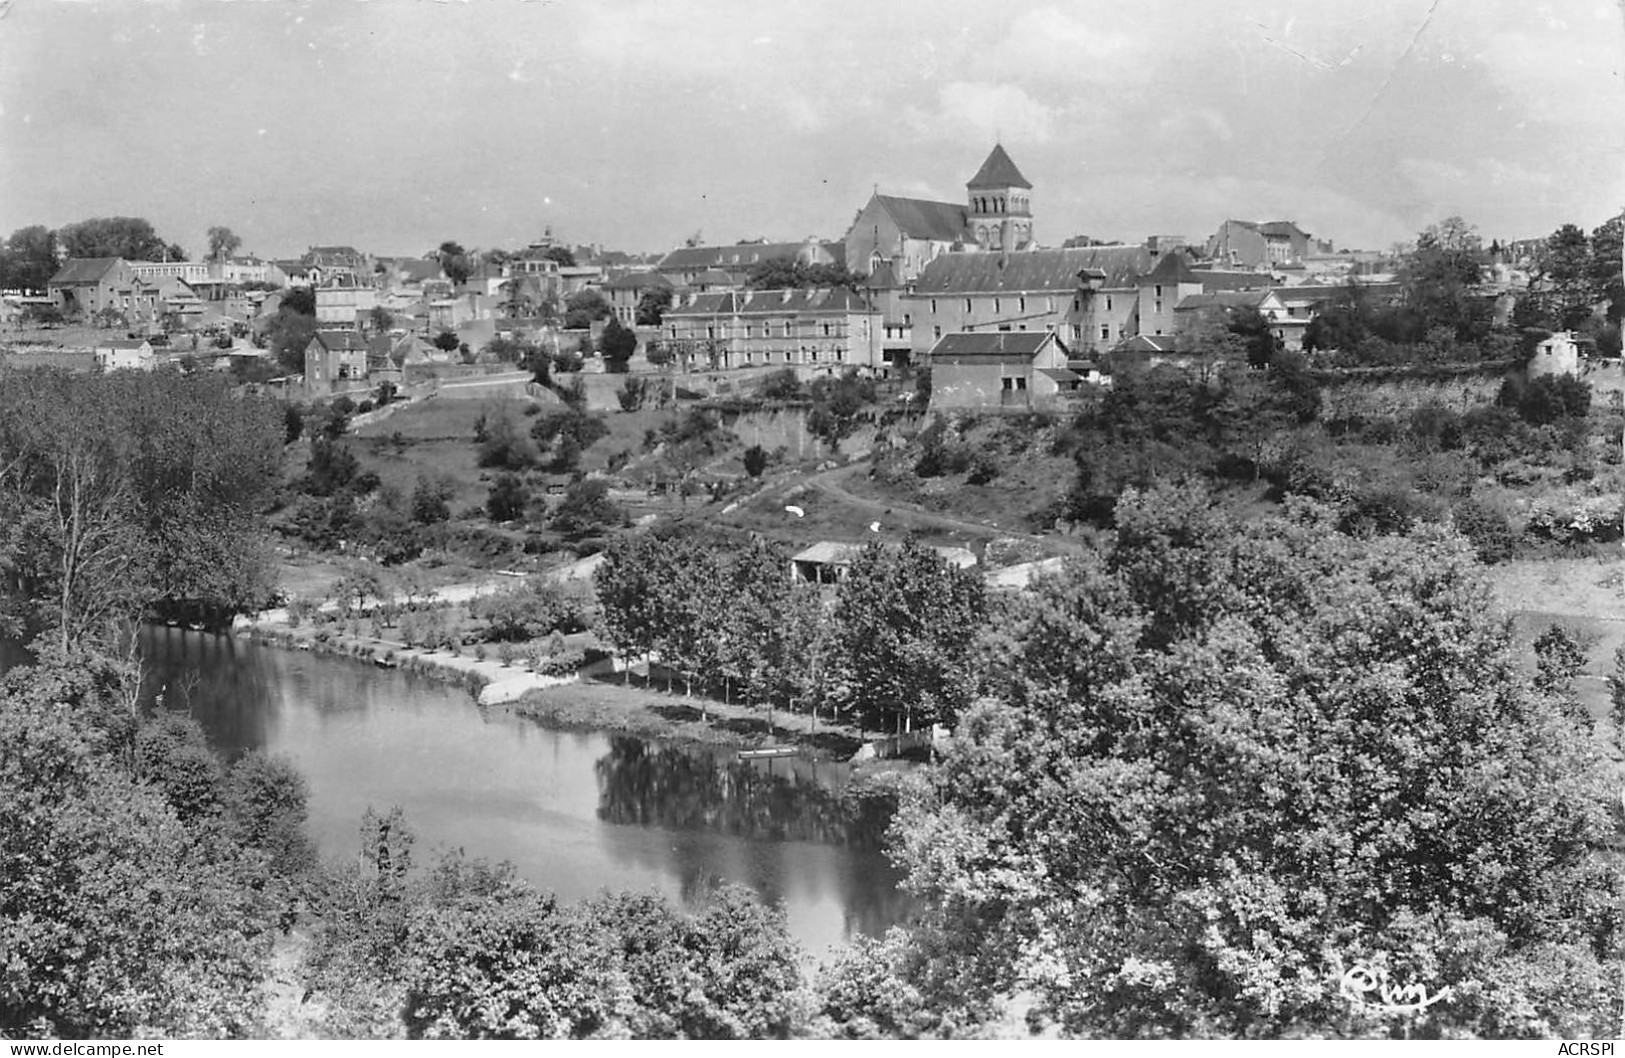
[966,144,1033,252]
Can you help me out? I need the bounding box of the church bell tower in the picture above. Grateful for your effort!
[966,144,1033,252]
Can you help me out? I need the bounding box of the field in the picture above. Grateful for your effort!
[1493,555,1625,721]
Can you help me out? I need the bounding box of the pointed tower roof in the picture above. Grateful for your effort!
[967,144,1032,190]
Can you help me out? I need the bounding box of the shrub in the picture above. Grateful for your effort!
[1452,498,1518,564]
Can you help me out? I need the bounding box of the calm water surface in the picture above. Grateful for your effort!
[130,627,910,955]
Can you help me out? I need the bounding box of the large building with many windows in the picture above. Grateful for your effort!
[903,245,1153,361]
[657,287,884,378]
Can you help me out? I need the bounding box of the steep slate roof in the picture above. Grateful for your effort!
[913,246,1152,294]
[966,144,1032,190]
[929,331,1059,363]
[1256,221,1308,238]
[658,241,814,272]
[49,258,124,285]
[874,195,967,243]
[666,292,742,317]
[312,330,368,352]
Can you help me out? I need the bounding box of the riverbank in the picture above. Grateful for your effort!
[511,672,875,762]
[233,613,883,763]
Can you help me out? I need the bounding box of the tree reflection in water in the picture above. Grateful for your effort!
[595,736,916,942]
[595,736,893,848]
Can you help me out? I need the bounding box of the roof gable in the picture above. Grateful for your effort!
[929,331,1058,361]
[967,144,1032,190]
[49,258,124,285]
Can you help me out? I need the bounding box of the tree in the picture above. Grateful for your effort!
[207,226,242,263]
[889,485,1623,1038]
[550,478,624,539]
[635,287,674,326]
[563,289,612,330]
[600,318,638,373]
[433,329,460,353]
[486,472,527,522]
[0,659,280,1037]
[540,245,576,268]
[1400,216,1492,343]
[0,225,59,292]
[411,474,454,524]
[58,216,182,261]
[402,862,627,1039]
[743,444,769,478]
[267,311,319,374]
[438,242,471,286]
[369,305,396,333]
[280,285,317,316]
[829,540,986,732]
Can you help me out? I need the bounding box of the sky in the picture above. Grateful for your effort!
[1,0,1621,261]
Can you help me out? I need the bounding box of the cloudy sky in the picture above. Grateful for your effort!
[1,0,1621,260]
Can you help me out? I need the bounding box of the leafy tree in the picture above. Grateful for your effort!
[58,216,182,261]
[635,287,673,326]
[369,305,396,333]
[402,860,627,1039]
[759,368,804,402]
[267,311,319,374]
[550,478,624,539]
[829,540,986,732]
[539,245,576,268]
[470,579,587,642]
[600,317,638,372]
[433,329,460,353]
[0,658,279,1037]
[411,474,454,524]
[0,224,59,292]
[889,485,1623,1038]
[530,406,609,472]
[486,472,528,522]
[585,887,803,1039]
[438,241,471,286]
[224,750,317,876]
[1228,305,1283,368]
[280,285,317,316]
[207,225,242,263]
[743,444,769,478]
[476,406,539,470]
[563,289,613,330]
[1400,216,1493,343]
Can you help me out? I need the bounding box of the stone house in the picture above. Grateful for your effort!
[1206,220,1311,269]
[47,258,157,319]
[303,329,370,396]
[926,330,1072,410]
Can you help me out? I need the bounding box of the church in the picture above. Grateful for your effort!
[843,144,1036,285]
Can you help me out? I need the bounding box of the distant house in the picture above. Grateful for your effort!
[789,541,977,584]
[315,284,379,329]
[303,330,370,396]
[1206,220,1311,269]
[47,258,153,318]
[602,270,673,325]
[92,338,155,372]
[926,331,1072,411]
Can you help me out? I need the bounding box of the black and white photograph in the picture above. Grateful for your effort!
[1,0,1623,1043]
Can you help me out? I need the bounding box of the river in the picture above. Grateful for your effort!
[120,627,912,956]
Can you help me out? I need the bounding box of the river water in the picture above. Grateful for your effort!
[125,627,911,956]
